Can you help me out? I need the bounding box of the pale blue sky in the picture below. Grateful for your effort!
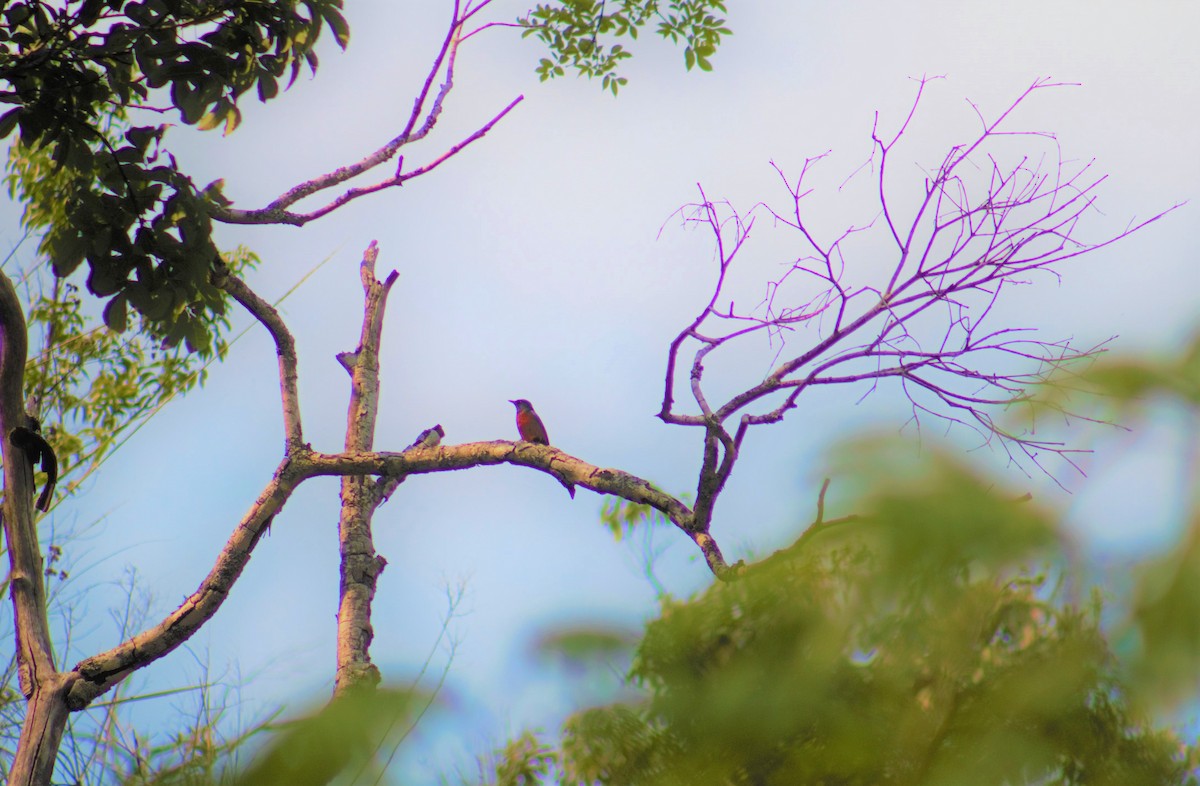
[4,1,1199,779]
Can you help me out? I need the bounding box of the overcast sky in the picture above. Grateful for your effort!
[4,1,1199,779]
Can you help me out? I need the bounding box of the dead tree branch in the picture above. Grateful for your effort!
[333,241,399,696]
[39,238,734,746]
[208,1,523,227]
[212,266,304,451]
[301,443,734,579]
[60,434,738,713]
[659,76,1180,545]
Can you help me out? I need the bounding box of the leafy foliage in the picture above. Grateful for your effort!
[1051,330,1200,710]
[14,244,257,511]
[552,448,1197,785]
[0,0,349,147]
[224,688,425,786]
[518,1,731,95]
[495,337,1200,786]
[490,732,557,786]
[599,491,674,540]
[0,0,347,350]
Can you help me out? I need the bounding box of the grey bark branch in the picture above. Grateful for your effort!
[206,4,523,228]
[213,266,305,451]
[334,241,398,696]
[1,270,67,786]
[67,457,301,706]
[62,431,740,709]
[302,443,739,580]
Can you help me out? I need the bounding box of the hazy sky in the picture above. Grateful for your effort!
[4,1,1199,778]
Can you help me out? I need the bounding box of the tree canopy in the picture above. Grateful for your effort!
[0,0,729,352]
[2,2,1195,785]
[1,0,348,351]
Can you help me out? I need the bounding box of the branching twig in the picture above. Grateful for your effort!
[207,3,523,227]
[656,77,1181,554]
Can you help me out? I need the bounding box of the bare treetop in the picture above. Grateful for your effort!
[660,76,1179,516]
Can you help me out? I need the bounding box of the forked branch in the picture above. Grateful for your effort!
[659,76,1180,541]
[208,1,523,227]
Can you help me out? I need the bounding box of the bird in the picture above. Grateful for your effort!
[8,414,57,512]
[407,424,444,450]
[384,424,446,501]
[510,399,574,499]
[509,399,549,445]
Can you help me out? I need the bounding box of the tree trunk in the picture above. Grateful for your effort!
[2,271,67,786]
[334,242,398,695]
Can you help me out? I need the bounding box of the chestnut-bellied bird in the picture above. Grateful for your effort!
[509,399,549,445]
[509,399,574,498]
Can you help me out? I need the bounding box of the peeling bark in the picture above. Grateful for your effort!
[334,242,398,696]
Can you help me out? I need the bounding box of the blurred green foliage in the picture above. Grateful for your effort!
[490,732,557,786]
[552,447,1195,785]
[1070,330,1200,711]
[223,689,424,786]
[599,491,675,540]
[482,331,1200,785]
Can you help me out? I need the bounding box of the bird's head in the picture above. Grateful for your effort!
[509,398,533,412]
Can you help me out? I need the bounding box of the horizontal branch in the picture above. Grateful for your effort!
[62,438,741,709]
[321,440,738,579]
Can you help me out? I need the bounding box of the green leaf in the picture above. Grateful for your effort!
[231,689,429,786]
[50,231,89,278]
[103,293,129,333]
[322,6,350,49]
[0,107,21,139]
[257,72,279,102]
[1126,510,1200,710]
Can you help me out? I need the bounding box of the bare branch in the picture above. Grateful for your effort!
[212,268,304,451]
[334,241,399,696]
[304,443,738,579]
[66,455,301,708]
[654,77,1181,553]
[207,4,523,227]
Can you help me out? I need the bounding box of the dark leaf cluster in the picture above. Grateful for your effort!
[0,0,349,145]
[0,0,347,350]
[19,251,255,511]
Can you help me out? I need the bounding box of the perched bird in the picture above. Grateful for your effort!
[8,414,57,512]
[407,423,445,450]
[509,399,549,445]
[384,424,446,501]
[510,399,574,499]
